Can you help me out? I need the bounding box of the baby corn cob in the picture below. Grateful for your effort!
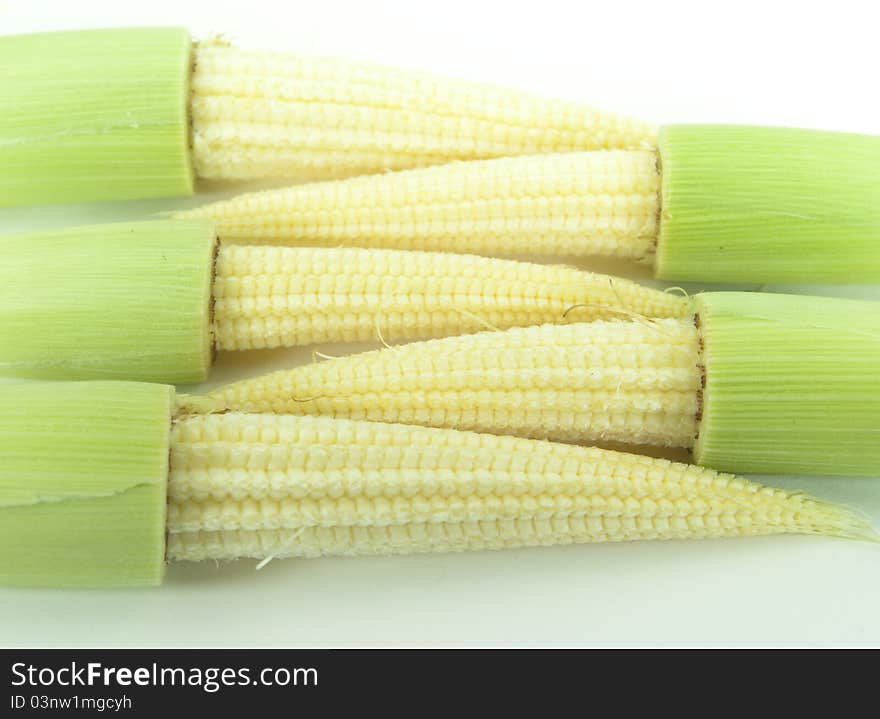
[178,151,660,260]
[0,220,685,382]
[181,125,880,284]
[203,293,880,478]
[200,320,701,447]
[166,412,873,562]
[3,381,874,586]
[191,40,656,182]
[212,245,686,350]
[4,28,656,207]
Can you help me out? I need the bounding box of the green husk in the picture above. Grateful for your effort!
[0,220,216,383]
[656,125,880,283]
[694,292,880,476]
[0,27,194,207]
[0,381,172,587]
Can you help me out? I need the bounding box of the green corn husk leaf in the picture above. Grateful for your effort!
[0,27,194,207]
[0,220,216,383]
[0,381,172,587]
[656,125,880,283]
[694,292,880,476]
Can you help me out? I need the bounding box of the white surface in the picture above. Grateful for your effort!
[1,0,879,648]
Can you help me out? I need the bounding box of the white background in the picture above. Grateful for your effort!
[1,0,879,648]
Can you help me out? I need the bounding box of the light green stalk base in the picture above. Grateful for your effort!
[0,220,216,383]
[694,292,880,476]
[0,27,194,207]
[0,382,172,587]
[656,125,880,283]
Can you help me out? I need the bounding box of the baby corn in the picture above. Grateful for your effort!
[179,151,660,261]
[9,28,879,287]
[200,320,701,447]
[201,292,880,478]
[0,220,685,383]
[3,380,873,587]
[212,245,686,350]
[180,126,880,285]
[166,412,873,562]
[191,40,655,182]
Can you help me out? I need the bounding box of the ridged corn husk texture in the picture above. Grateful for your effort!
[656,125,880,282]
[0,221,216,383]
[695,292,880,476]
[179,151,661,261]
[190,40,656,181]
[0,27,194,207]
[212,245,687,350]
[0,382,172,587]
[167,413,875,561]
[200,320,702,448]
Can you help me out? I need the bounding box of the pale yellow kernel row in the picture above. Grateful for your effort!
[202,320,701,448]
[165,413,874,561]
[210,245,686,350]
[180,150,660,261]
[190,41,656,182]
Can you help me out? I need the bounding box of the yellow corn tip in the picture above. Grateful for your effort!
[190,40,657,182]
[166,413,873,561]
[212,245,686,351]
[202,320,701,448]
[180,151,660,261]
